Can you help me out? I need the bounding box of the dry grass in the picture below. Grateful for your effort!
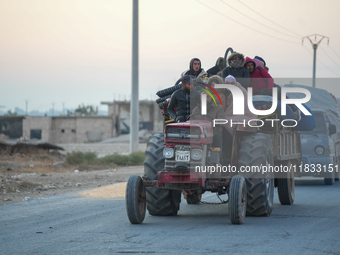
[78,182,127,199]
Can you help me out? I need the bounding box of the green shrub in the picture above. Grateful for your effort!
[66,151,145,166]
[100,152,145,166]
[66,151,97,165]
[127,152,145,165]
[101,154,128,165]
[82,152,97,163]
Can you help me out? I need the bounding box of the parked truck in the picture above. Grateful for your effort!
[300,110,340,184]
[285,84,340,185]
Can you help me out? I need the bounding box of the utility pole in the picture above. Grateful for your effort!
[130,0,139,153]
[302,34,329,87]
[0,105,4,115]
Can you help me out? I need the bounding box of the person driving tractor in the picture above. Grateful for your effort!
[168,75,200,122]
[192,90,225,150]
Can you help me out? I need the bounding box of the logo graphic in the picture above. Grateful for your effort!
[201,85,312,116]
[197,82,223,106]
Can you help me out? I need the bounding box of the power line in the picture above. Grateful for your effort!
[319,45,340,69]
[303,45,340,77]
[195,0,300,45]
[329,45,340,60]
[219,0,300,39]
[236,0,302,38]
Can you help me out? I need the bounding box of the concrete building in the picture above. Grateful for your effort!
[0,100,162,144]
[22,116,115,143]
[0,116,25,139]
[101,100,163,136]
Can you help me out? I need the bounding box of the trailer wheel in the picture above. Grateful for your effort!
[238,133,274,216]
[228,175,247,224]
[126,175,146,224]
[186,193,202,204]
[277,160,295,205]
[335,157,340,181]
[144,133,181,216]
[324,171,335,185]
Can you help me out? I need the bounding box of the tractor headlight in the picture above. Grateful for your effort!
[315,146,325,155]
[163,148,174,158]
[191,149,203,160]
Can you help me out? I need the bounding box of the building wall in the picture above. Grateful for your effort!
[0,117,25,139]
[104,100,163,132]
[75,117,113,143]
[22,100,162,143]
[23,116,114,144]
[51,117,77,143]
[23,116,52,141]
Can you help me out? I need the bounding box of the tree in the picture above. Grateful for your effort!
[4,110,17,116]
[68,104,98,116]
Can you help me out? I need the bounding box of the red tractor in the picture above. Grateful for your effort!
[125,48,300,225]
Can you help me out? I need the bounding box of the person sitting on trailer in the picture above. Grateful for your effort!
[220,52,250,89]
[181,58,208,79]
[254,55,270,72]
[244,57,274,96]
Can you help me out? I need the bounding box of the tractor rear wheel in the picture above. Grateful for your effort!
[144,133,181,216]
[238,133,274,216]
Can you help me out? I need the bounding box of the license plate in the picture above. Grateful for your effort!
[175,151,190,162]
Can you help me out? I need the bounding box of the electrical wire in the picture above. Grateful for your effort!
[219,0,300,39]
[303,45,340,77]
[195,0,300,45]
[236,0,302,38]
[329,45,340,60]
[319,45,340,69]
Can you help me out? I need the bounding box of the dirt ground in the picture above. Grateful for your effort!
[0,150,143,205]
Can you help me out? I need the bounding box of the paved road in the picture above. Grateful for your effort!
[1,178,340,255]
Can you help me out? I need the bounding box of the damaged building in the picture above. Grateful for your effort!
[101,99,163,136]
[0,100,162,144]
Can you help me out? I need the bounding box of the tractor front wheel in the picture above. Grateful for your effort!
[126,175,146,224]
[228,175,247,224]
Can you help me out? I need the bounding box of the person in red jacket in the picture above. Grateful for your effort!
[244,57,274,95]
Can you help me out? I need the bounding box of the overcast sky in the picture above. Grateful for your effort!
[1,0,340,113]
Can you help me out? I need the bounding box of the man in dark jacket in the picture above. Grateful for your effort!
[181,58,208,79]
[168,75,200,122]
[192,92,225,149]
[220,52,250,89]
